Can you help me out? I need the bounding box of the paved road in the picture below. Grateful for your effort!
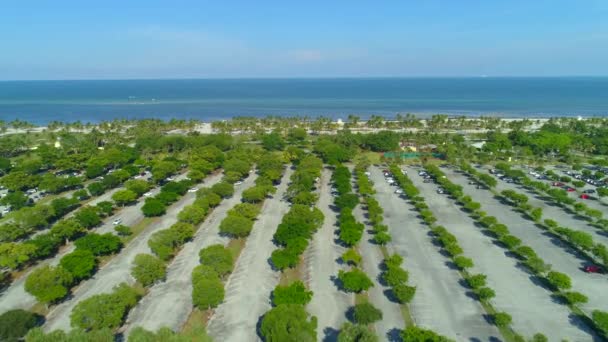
[205,168,292,342]
[0,174,176,314]
[409,167,595,341]
[306,168,353,342]
[122,173,256,334]
[42,173,222,332]
[371,167,499,341]
[448,168,608,316]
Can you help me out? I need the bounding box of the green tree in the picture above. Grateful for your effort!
[74,206,101,228]
[74,233,122,256]
[338,269,374,293]
[70,283,141,330]
[262,132,286,151]
[131,254,167,287]
[475,287,496,300]
[24,265,73,304]
[219,214,253,238]
[87,182,105,196]
[192,277,224,309]
[593,310,608,335]
[453,256,474,270]
[546,271,572,290]
[466,274,487,290]
[562,291,588,305]
[393,284,416,303]
[60,249,97,281]
[0,191,30,210]
[127,326,213,342]
[112,189,138,206]
[373,231,391,245]
[260,304,317,342]
[178,205,207,224]
[400,326,451,342]
[0,242,37,269]
[352,303,383,324]
[142,198,166,217]
[382,265,409,287]
[211,182,234,198]
[271,281,313,306]
[337,323,377,342]
[0,309,41,342]
[492,312,512,327]
[341,249,362,266]
[199,244,234,277]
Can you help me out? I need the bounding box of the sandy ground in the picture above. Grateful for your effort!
[122,173,256,334]
[0,174,171,313]
[370,167,499,341]
[451,168,608,316]
[41,173,221,332]
[408,167,596,341]
[205,168,292,342]
[305,168,354,342]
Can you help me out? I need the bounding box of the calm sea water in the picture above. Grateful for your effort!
[0,78,607,124]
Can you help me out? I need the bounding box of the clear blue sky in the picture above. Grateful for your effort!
[1,0,607,79]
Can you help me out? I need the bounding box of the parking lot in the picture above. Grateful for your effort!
[408,167,595,341]
[370,167,500,341]
[450,169,608,315]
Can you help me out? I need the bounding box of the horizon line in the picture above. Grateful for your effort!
[2,75,608,82]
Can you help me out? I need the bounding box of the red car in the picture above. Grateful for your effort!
[552,182,564,187]
[580,194,590,199]
[584,265,603,273]
[566,187,575,192]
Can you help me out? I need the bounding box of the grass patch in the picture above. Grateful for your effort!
[181,308,213,334]
[121,217,156,244]
[399,304,414,327]
[357,151,382,165]
[355,292,368,305]
[279,258,304,286]
[227,238,246,260]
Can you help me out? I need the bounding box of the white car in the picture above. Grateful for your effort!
[188,187,198,193]
[143,192,152,197]
[167,177,175,182]
[401,169,407,174]
[395,189,403,194]
[234,181,243,186]
[364,171,371,176]
[113,218,122,225]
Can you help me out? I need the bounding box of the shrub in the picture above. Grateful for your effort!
[341,249,362,266]
[373,231,391,245]
[0,309,41,341]
[382,265,409,287]
[338,269,374,293]
[593,310,608,334]
[352,303,383,324]
[70,283,141,330]
[337,322,377,342]
[272,281,313,306]
[492,312,512,327]
[562,291,588,305]
[178,205,207,224]
[453,256,474,270]
[546,271,572,291]
[114,224,132,236]
[131,254,167,287]
[466,274,487,290]
[219,214,254,238]
[260,304,317,342]
[141,198,166,217]
[59,249,97,281]
[400,326,450,342]
[74,233,122,256]
[199,244,234,277]
[393,284,416,304]
[475,287,496,300]
[192,277,224,309]
[211,182,234,198]
[24,265,73,304]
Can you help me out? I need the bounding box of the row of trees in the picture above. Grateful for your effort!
[24,232,123,305]
[433,164,603,338]
[270,155,324,270]
[390,164,514,332]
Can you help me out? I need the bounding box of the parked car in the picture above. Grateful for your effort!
[566,187,575,192]
[423,179,432,183]
[583,189,596,194]
[364,171,371,176]
[395,189,403,194]
[580,194,590,199]
[113,218,122,225]
[584,265,603,273]
[188,187,198,193]
[436,188,445,194]
[143,192,152,197]
[552,182,564,187]
[234,181,243,186]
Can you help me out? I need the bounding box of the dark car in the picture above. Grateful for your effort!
[583,189,596,194]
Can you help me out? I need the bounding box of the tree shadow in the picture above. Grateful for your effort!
[387,328,403,342]
[323,327,340,342]
[383,288,402,304]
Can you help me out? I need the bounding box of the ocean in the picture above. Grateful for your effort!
[0,78,607,124]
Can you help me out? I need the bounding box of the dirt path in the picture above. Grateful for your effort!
[205,168,293,342]
[121,173,256,334]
